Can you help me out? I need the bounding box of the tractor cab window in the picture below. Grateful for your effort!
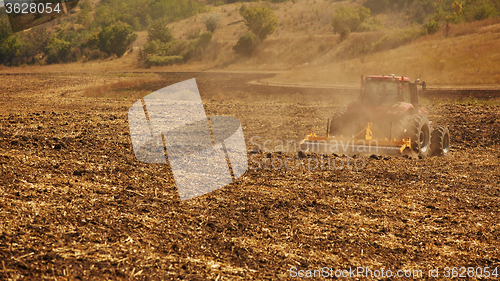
[364,83,376,101]
[364,80,399,103]
[403,82,411,102]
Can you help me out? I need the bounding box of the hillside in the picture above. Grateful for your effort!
[1,0,500,87]
[265,18,500,86]
[160,0,500,86]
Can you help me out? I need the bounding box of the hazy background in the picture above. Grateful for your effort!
[1,0,500,86]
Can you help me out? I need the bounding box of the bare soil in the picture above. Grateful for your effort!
[0,72,499,280]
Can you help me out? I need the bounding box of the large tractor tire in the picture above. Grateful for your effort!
[329,110,349,137]
[399,114,431,157]
[431,125,450,157]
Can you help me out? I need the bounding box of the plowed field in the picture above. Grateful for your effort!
[0,72,499,280]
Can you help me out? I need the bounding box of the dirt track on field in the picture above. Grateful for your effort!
[0,72,499,280]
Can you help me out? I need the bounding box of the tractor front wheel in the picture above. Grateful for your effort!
[402,114,431,157]
[431,125,450,157]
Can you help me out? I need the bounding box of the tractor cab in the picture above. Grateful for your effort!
[361,75,412,104]
[348,75,422,118]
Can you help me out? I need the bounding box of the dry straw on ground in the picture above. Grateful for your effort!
[0,72,499,279]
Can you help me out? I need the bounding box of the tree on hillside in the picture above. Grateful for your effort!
[45,37,71,63]
[202,13,221,33]
[466,1,498,21]
[196,32,213,49]
[77,0,93,28]
[147,19,174,44]
[98,23,137,57]
[363,0,411,14]
[424,20,440,34]
[19,27,51,59]
[233,32,258,56]
[241,6,278,41]
[0,35,21,64]
[92,0,205,30]
[331,5,371,38]
[363,0,389,14]
[0,17,11,43]
[0,18,19,64]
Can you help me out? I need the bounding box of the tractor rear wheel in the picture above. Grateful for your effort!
[431,125,450,157]
[329,110,350,137]
[401,114,431,157]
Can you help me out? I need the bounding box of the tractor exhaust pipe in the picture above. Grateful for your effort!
[326,118,330,137]
[389,121,393,140]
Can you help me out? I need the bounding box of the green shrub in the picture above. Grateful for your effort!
[241,6,278,40]
[202,13,221,33]
[82,47,90,58]
[131,17,142,31]
[143,40,161,55]
[93,6,116,28]
[147,19,174,44]
[180,44,197,61]
[0,35,22,64]
[340,27,351,41]
[0,17,12,43]
[166,41,190,56]
[98,23,137,57]
[77,9,92,27]
[233,32,259,56]
[79,0,92,10]
[149,0,205,23]
[358,18,383,32]
[445,13,464,24]
[18,27,51,59]
[432,7,448,22]
[145,55,183,66]
[467,2,498,21]
[196,32,212,49]
[70,47,82,62]
[363,0,389,14]
[332,5,371,36]
[424,20,440,35]
[89,49,102,60]
[186,28,201,39]
[143,30,210,62]
[406,0,440,23]
[10,55,28,66]
[240,4,247,15]
[77,0,92,28]
[45,37,71,63]
[93,0,205,29]
[143,39,173,55]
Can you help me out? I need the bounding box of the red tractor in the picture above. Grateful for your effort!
[301,75,450,157]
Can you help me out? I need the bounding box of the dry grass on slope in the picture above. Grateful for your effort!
[267,17,500,86]
[6,0,500,88]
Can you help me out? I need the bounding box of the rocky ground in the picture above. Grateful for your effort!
[0,72,499,280]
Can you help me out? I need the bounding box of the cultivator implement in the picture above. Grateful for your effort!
[306,74,450,157]
[299,122,411,155]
